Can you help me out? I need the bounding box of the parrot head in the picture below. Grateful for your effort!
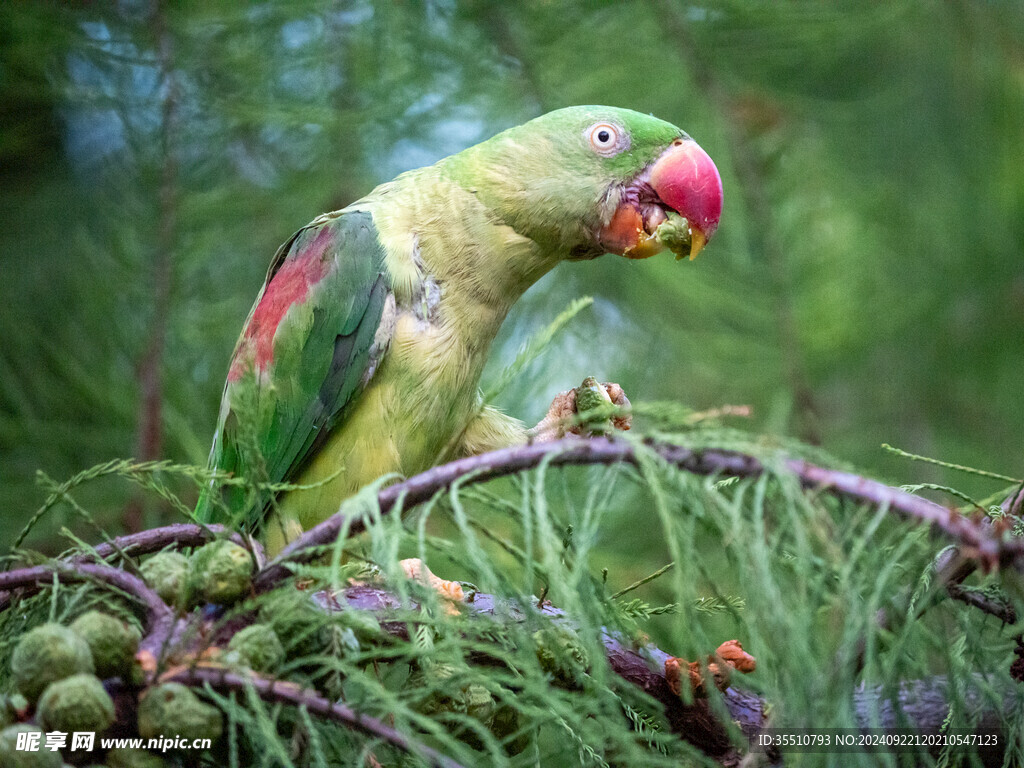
[444,105,722,261]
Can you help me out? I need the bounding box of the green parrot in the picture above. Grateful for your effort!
[196,106,723,552]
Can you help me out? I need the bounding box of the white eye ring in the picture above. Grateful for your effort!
[587,122,625,156]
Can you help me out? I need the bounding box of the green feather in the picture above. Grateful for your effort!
[196,211,389,529]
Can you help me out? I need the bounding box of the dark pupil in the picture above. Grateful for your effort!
[597,129,610,143]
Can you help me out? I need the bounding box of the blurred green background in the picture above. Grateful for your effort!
[2,0,1022,553]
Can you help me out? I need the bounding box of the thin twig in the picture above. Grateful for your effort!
[945,583,1017,624]
[610,561,676,600]
[918,546,1015,624]
[882,443,1022,484]
[166,666,468,768]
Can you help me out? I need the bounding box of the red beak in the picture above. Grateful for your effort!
[598,138,723,260]
[648,139,723,258]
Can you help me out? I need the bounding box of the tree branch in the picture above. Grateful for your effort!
[1002,486,1024,517]
[166,666,468,768]
[1,436,1016,764]
[0,524,261,613]
[333,583,1009,765]
[72,522,263,565]
[256,437,1024,590]
[0,563,174,654]
[0,482,1013,764]
[336,583,753,761]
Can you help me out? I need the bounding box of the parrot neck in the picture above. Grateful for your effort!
[439,134,602,258]
[367,168,562,343]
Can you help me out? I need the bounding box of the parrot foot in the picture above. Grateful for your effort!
[528,377,632,443]
[399,558,465,611]
[664,639,756,698]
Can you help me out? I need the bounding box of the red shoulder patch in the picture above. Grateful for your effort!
[228,226,333,381]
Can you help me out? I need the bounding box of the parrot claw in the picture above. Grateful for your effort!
[528,377,632,442]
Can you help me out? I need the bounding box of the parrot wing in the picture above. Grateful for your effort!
[197,209,391,526]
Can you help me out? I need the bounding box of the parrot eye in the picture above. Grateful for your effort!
[586,122,627,156]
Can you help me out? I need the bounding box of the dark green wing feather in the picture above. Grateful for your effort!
[196,210,390,528]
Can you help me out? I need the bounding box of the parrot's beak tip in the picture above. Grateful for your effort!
[682,229,707,261]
